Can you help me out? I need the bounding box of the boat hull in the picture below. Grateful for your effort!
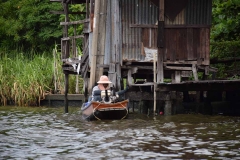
[81,100,129,121]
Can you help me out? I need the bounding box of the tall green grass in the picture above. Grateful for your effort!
[0,49,83,106]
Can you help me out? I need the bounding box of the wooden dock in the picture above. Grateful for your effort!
[41,94,85,107]
[156,80,240,92]
[125,79,240,116]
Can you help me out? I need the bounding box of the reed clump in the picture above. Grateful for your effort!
[0,49,83,106]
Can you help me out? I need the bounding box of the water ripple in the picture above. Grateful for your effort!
[0,108,240,159]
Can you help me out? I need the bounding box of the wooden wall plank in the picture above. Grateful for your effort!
[170,29,177,61]
[204,28,210,65]
[199,28,205,65]
[164,29,170,60]
[179,29,187,60]
[187,28,193,60]
[193,28,199,60]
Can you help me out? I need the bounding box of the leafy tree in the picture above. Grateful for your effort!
[0,0,86,53]
[211,0,240,41]
[211,0,240,79]
[0,0,63,52]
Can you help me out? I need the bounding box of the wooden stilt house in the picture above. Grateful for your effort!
[50,0,214,103]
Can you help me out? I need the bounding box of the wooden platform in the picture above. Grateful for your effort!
[156,80,240,92]
[41,94,85,107]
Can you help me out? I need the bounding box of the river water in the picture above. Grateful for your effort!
[1,106,240,160]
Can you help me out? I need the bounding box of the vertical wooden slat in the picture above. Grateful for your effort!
[187,28,193,60]
[89,0,100,93]
[109,0,121,89]
[176,30,180,60]
[86,0,89,19]
[157,0,164,83]
[165,29,170,60]
[170,29,177,61]
[115,0,121,90]
[90,0,94,32]
[193,28,199,60]
[178,29,187,60]
[199,28,205,65]
[95,0,107,81]
[204,28,210,65]
[109,0,116,88]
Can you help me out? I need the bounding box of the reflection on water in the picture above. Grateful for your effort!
[0,106,240,159]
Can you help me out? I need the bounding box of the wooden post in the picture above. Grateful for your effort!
[157,0,164,83]
[64,73,69,113]
[63,2,70,113]
[95,0,107,83]
[90,0,94,32]
[164,92,172,115]
[86,0,89,19]
[111,0,121,90]
[153,52,157,115]
[89,0,100,93]
[53,49,57,94]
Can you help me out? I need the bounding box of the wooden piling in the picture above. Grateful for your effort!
[157,0,165,83]
[164,92,172,115]
[153,52,157,115]
[64,73,69,113]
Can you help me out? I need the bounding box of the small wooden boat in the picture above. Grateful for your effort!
[81,99,129,121]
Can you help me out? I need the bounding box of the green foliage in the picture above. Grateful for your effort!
[210,41,240,59]
[211,0,240,79]
[210,41,240,79]
[211,0,240,41]
[0,0,63,52]
[0,0,86,54]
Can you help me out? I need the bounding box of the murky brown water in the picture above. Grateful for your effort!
[1,106,240,159]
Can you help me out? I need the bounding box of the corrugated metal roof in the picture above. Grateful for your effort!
[186,0,212,25]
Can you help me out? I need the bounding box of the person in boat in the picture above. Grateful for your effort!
[91,75,129,102]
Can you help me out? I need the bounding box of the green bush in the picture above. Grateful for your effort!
[210,41,240,79]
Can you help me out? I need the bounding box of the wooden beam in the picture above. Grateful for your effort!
[61,35,84,41]
[50,0,61,2]
[130,24,212,29]
[166,66,192,71]
[60,19,89,25]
